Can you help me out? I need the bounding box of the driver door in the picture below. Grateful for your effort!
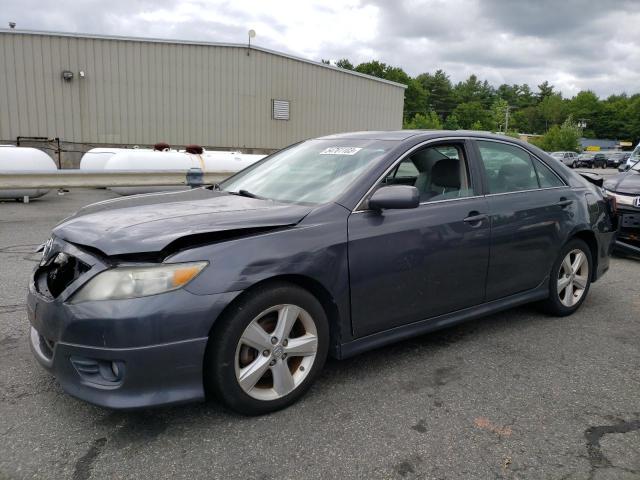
[347,140,490,338]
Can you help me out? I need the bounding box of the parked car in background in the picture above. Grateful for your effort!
[578,152,595,168]
[603,158,640,255]
[550,151,579,167]
[593,153,607,168]
[27,131,616,415]
[605,151,626,169]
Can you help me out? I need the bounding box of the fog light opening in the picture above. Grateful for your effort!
[111,361,120,379]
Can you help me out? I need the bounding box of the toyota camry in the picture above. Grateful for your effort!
[27,131,616,415]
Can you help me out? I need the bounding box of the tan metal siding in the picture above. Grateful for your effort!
[0,32,404,149]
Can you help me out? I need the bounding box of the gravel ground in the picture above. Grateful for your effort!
[0,188,638,480]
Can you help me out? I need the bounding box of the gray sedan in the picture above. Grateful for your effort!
[27,131,616,415]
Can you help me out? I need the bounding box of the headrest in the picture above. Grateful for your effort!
[431,158,460,188]
[498,163,532,186]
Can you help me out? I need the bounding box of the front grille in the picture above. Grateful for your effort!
[35,252,90,298]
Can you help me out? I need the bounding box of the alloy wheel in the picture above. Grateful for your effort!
[557,249,589,307]
[234,304,318,401]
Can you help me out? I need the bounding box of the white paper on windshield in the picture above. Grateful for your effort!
[319,147,362,155]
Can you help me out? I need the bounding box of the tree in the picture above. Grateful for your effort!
[537,81,555,102]
[496,84,520,105]
[531,116,582,151]
[452,101,491,130]
[515,84,536,109]
[404,111,442,130]
[454,75,495,108]
[512,105,544,133]
[625,95,640,145]
[568,90,602,135]
[335,58,354,70]
[416,69,455,116]
[538,93,567,128]
[491,98,509,132]
[443,113,461,130]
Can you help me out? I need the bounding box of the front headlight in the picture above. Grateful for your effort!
[602,189,635,206]
[70,261,208,303]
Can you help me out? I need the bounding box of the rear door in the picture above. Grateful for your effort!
[348,140,490,338]
[473,139,572,301]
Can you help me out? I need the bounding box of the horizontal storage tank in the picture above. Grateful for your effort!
[0,146,58,201]
[79,147,151,170]
[201,151,266,172]
[105,149,266,195]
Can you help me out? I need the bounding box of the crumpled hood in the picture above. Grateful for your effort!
[603,170,640,195]
[53,188,313,256]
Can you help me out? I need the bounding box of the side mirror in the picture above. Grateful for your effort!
[368,185,420,211]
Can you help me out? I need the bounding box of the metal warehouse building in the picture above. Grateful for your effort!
[0,30,405,166]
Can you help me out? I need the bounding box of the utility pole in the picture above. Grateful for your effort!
[504,106,511,133]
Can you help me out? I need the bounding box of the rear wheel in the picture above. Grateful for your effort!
[540,239,592,316]
[204,282,329,415]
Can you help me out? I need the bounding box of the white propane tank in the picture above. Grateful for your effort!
[201,151,266,172]
[79,147,151,170]
[0,146,58,201]
[105,149,266,195]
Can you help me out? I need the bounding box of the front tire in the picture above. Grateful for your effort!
[204,282,329,415]
[540,239,592,316]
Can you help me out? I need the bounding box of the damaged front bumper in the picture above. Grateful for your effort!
[614,207,640,257]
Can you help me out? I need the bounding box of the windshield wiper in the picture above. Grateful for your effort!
[229,189,264,199]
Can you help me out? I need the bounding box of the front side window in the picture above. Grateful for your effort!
[221,139,395,205]
[478,141,539,194]
[382,143,473,202]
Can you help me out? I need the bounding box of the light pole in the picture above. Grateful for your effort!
[247,29,256,56]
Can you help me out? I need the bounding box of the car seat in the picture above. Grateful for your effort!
[419,158,461,201]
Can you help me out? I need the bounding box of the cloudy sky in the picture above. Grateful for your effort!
[3,0,640,97]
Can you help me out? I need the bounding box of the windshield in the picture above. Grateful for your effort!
[220,139,395,204]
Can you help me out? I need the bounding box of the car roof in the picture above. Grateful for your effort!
[317,130,528,143]
[317,130,429,141]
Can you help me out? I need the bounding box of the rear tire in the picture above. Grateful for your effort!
[204,282,329,415]
[539,239,592,316]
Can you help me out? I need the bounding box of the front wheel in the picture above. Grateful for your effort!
[204,282,329,415]
[539,239,592,316]
[571,161,577,168]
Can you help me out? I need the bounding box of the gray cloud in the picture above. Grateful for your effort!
[2,0,640,97]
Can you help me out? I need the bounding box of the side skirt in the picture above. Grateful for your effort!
[336,283,549,360]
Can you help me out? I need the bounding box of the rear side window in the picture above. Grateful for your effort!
[477,141,538,193]
[532,157,565,188]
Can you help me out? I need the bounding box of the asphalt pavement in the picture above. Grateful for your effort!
[0,188,638,480]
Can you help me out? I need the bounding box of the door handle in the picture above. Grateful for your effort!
[557,198,573,208]
[463,212,488,226]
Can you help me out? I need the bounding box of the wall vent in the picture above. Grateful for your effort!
[272,99,290,120]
